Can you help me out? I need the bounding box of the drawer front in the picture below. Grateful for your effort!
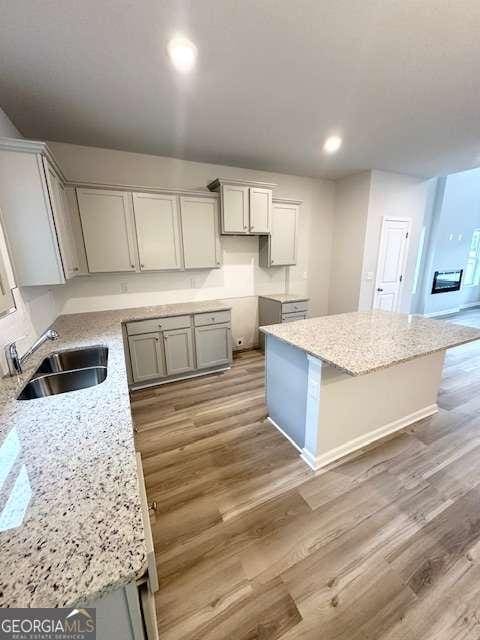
[194,310,231,326]
[282,300,308,314]
[282,312,307,323]
[126,315,191,335]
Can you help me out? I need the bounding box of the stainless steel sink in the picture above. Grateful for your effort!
[32,346,108,377]
[17,367,108,400]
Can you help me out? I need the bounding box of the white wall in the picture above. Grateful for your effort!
[419,169,480,316]
[0,107,66,366]
[328,172,371,314]
[49,142,335,347]
[358,170,436,313]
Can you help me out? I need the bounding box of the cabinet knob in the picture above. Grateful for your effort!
[377,288,384,292]
[271,259,274,264]
[131,264,135,269]
[73,267,79,272]
[140,264,145,269]
[243,225,248,230]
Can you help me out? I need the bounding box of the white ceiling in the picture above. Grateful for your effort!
[1,0,480,179]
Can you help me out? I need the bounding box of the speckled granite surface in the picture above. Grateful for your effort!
[0,300,230,608]
[259,294,309,304]
[260,310,480,376]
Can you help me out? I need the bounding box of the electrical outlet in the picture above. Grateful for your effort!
[236,337,244,347]
[120,282,128,293]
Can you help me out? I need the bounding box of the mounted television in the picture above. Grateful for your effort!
[431,269,463,294]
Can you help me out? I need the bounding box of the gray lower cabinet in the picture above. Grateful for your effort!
[195,323,231,368]
[163,327,195,376]
[126,309,232,386]
[258,295,309,349]
[129,332,166,383]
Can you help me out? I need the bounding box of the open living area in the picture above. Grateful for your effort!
[1,2,480,639]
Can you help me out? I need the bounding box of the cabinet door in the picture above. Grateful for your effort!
[163,328,195,376]
[270,203,298,266]
[77,189,137,273]
[221,184,249,234]
[44,163,79,279]
[180,196,221,269]
[133,193,182,271]
[195,323,231,369]
[128,332,166,383]
[249,187,272,234]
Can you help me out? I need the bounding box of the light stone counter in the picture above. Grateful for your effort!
[260,293,309,304]
[260,309,480,376]
[0,300,230,608]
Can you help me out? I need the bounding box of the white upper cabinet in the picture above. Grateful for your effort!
[180,196,221,269]
[44,161,79,279]
[77,188,137,273]
[259,200,299,267]
[249,187,272,234]
[0,148,68,286]
[132,193,182,271]
[207,178,275,235]
[221,185,249,234]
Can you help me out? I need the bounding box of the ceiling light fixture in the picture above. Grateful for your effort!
[323,135,342,154]
[167,35,198,73]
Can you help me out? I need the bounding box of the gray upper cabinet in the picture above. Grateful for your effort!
[132,193,182,271]
[163,327,195,376]
[259,200,299,267]
[195,323,231,369]
[221,184,249,233]
[249,187,272,234]
[77,188,138,273]
[0,147,73,286]
[180,196,221,269]
[44,161,80,279]
[207,178,276,236]
[129,332,166,383]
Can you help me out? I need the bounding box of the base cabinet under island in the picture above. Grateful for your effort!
[125,308,232,387]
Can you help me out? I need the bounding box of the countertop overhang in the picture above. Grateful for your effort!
[260,310,480,376]
[0,300,231,608]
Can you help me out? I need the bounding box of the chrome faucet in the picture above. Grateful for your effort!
[5,329,59,376]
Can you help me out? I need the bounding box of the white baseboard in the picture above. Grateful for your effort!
[299,403,438,471]
[266,417,303,453]
[424,308,460,318]
[461,301,480,310]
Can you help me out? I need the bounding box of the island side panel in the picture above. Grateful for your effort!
[307,350,445,469]
[265,334,309,449]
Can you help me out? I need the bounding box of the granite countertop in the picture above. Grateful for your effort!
[0,300,230,608]
[259,293,309,304]
[260,310,480,376]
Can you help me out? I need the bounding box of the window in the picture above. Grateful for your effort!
[465,228,480,286]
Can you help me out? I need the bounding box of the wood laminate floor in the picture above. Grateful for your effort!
[131,308,480,640]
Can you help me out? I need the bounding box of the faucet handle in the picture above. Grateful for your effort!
[4,341,21,376]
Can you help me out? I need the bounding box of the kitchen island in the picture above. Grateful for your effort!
[261,310,480,470]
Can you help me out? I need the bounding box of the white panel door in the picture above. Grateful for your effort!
[373,217,411,312]
[270,203,298,266]
[221,184,249,233]
[133,193,182,271]
[180,196,221,269]
[249,187,272,234]
[77,189,137,273]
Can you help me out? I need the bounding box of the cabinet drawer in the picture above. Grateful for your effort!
[282,312,307,323]
[281,300,308,314]
[194,310,231,326]
[126,315,191,335]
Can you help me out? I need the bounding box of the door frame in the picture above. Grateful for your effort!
[373,216,412,311]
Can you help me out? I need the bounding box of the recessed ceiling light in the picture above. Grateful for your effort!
[167,35,198,73]
[323,135,342,154]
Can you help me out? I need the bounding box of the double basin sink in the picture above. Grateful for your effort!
[17,346,108,401]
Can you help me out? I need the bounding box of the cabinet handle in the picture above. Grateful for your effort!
[158,324,162,328]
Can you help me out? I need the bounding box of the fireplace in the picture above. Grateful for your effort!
[431,269,463,294]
